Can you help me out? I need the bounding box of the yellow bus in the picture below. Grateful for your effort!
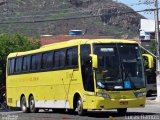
[142,54,156,96]
[6,39,146,116]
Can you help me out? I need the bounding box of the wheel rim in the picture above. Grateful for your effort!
[30,97,35,112]
[77,99,82,113]
[21,97,27,112]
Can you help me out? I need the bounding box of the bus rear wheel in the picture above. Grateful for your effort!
[20,96,28,113]
[117,108,127,116]
[29,96,38,113]
[76,97,87,116]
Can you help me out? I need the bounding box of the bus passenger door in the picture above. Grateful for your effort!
[142,54,157,96]
[80,45,95,109]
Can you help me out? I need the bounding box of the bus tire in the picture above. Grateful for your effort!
[20,96,29,113]
[76,97,87,116]
[117,108,127,116]
[29,96,38,113]
[147,90,152,97]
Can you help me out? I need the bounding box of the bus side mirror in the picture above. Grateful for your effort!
[89,54,98,69]
[142,54,154,69]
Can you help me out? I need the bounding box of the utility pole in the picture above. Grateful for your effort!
[154,0,160,101]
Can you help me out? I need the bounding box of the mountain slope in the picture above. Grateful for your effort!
[0,0,145,38]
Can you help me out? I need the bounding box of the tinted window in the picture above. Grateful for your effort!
[41,51,53,69]
[14,57,22,73]
[30,54,41,71]
[66,49,72,67]
[8,58,15,74]
[22,56,30,72]
[66,47,78,67]
[8,59,11,74]
[73,47,78,66]
[47,51,54,68]
[59,50,65,67]
[54,51,60,68]
[41,52,48,69]
[54,50,65,68]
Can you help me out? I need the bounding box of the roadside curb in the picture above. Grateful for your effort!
[146,99,160,104]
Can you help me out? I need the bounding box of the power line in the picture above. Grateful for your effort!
[0,8,157,25]
[130,2,155,6]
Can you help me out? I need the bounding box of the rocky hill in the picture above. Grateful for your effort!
[0,0,145,38]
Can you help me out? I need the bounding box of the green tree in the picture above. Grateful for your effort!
[150,40,156,55]
[0,33,40,85]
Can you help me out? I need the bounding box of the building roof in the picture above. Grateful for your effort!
[40,35,113,46]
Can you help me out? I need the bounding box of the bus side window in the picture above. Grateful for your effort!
[59,50,65,68]
[41,51,54,69]
[54,51,60,68]
[66,47,78,68]
[41,52,48,69]
[14,57,22,73]
[22,56,30,72]
[31,54,37,71]
[30,54,41,71]
[54,50,65,69]
[8,58,15,75]
[7,59,11,74]
[66,48,73,67]
[72,47,78,67]
[80,45,94,92]
[47,51,54,69]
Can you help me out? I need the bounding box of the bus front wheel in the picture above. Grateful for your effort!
[117,108,127,116]
[76,97,87,116]
[20,96,28,113]
[29,96,38,113]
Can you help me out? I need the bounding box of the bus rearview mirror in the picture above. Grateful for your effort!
[89,54,98,69]
[142,54,154,69]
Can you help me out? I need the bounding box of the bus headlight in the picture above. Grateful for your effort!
[96,92,110,99]
[134,92,146,97]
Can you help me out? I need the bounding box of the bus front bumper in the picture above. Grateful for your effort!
[84,96,146,110]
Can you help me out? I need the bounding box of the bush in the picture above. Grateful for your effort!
[0,33,40,85]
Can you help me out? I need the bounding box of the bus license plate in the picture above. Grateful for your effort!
[120,101,128,105]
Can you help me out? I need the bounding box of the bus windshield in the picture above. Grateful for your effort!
[93,44,145,90]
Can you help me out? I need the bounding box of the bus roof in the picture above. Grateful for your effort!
[8,39,138,58]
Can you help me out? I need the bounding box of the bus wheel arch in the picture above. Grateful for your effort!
[73,93,87,116]
[20,94,28,113]
[73,93,80,110]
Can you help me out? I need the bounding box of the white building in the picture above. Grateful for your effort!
[140,19,157,41]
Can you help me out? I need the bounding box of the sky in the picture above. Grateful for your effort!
[116,0,155,20]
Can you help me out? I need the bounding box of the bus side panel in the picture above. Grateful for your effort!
[6,69,85,109]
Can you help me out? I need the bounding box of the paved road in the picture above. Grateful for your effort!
[0,100,160,120]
